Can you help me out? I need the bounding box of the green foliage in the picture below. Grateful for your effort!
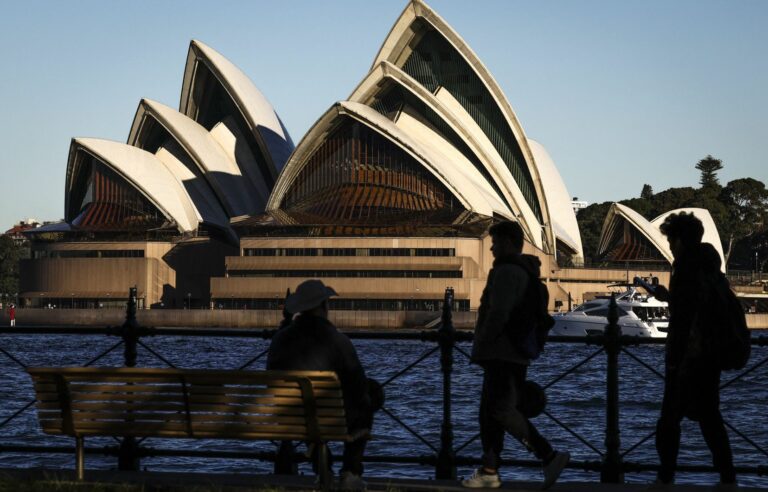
[575,163,768,269]
[695,154,723,189]
[0,236,23,296]
[575,201,612,264]
[719,178,768,267]
[640,184,654,200]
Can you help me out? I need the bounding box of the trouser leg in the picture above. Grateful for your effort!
[507,364,553,461]
[697,369,736,483]
[699,411,735,483]
[482,362,553,467]
[341,397,376,476]
[656,370,683,483]
[480,367,506,470]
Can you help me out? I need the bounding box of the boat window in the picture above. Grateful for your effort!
[649,307,670,320]
[574,302,602,312]
[585,307,629,317]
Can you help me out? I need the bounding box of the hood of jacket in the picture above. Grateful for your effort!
[494,253,542,278]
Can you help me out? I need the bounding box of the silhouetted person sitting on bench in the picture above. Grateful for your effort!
[267,280,383,491]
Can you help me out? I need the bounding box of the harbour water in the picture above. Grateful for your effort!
[0,333,766,487]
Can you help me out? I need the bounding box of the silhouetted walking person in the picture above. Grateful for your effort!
[462,221,569,490]
[654,212,736,485]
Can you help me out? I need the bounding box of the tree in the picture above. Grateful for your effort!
[575,201,612,263]
[640,184,654,200]
[695,155,723,189]
[0,236,23,298]
[719,178,768,266]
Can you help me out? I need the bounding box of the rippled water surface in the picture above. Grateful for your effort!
[0,332,766,487]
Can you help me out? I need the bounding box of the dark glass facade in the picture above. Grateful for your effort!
[598,217,667,263]
[243,247,455,257]
[32,250,145,259]
[213,298,469,311]
[228,270,462,278]
[370,83,510,211]
[187,60,275,193]
[400,23,542,222]
[67,153,166,231]
[279,117,461,224]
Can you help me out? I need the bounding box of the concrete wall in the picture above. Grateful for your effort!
[0,309,478,329]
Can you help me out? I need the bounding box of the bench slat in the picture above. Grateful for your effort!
[28,368,356,447]
[48,401,344,417]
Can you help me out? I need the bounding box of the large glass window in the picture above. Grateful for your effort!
[371,84,510,211]
[214,297,470,312]
[400,24,541,221]
[243,247,455,257]
[32,250,145,259]
[280,118,462,224]
[598,217,667,263]
[67,154,166,231]
[228,270,461,278]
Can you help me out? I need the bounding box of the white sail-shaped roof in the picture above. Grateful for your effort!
[269,101,508,218]
[527,139,583,259]
[179,40,294,186]
[652,208,725,270]
[66,138,201,232]
[347,61,546,247]
[598,203,725,272]
[128,98,259,218]
[599,203,671,264]
[371,0,553,251]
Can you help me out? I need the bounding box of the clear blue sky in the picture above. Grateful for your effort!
[1,0,766,230]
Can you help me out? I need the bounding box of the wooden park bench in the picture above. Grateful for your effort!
[27,367,367,487]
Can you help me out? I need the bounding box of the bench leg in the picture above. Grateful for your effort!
[75,436,84,481]
[317,442,331,491]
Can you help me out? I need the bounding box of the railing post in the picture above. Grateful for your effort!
[435,287,456,479]
[601,293,623,483]
[274,288,297,475]
[123,287,139,367]
[118,287,140,471]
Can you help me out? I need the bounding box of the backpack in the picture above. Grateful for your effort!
[710,277,751,371]
[505,258,555,360]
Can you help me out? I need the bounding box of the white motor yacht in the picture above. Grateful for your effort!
[550,279,669,338]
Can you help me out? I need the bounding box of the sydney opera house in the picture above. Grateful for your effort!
[596,204,724,272]
[21,0,715,317]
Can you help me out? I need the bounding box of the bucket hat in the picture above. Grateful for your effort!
[285,279,338,314]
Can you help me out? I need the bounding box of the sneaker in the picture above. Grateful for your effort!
[339,470,367,491]
[542,451,570,489]
[461,468,501,489]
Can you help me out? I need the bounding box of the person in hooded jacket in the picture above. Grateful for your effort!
[462,221,570,490]
[653,212,736,486]
[267,279,382,491]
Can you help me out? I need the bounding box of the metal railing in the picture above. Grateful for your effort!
[0,286,766,483]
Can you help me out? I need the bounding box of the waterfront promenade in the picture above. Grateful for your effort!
[1,293,766,489]
[3,468,768,491]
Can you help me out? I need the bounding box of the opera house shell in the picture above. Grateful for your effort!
[597,203,725,272]
[21,0,602,318]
